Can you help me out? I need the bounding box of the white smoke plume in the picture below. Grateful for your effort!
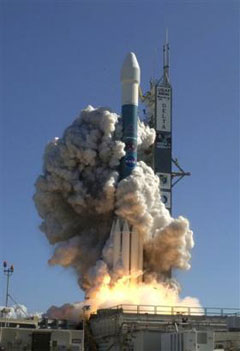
[34,106,196,319]
[0,305,42,319]
[46,303,85,322]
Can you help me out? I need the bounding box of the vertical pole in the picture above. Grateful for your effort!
[5,272,10,307]
[3,263,14,308]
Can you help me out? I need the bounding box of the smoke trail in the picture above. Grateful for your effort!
[34,106,196,319]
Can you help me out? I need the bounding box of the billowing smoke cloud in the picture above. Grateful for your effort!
[0,305,42,319]
[46,303,84,322]
[34,106,195,318]
[34,106,123,291]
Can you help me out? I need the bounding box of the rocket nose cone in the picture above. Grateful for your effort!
[123,52,139,69]
[121,52,140,84]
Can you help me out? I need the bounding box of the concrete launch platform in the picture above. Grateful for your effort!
[89,304,240,351]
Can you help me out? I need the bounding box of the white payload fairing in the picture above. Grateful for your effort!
[110,52,143,282]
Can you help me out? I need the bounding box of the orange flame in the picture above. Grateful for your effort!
[86,274,202,315]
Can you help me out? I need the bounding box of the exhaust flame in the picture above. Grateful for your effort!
[47,277,201,321]
[34,106,200,320]
[87,277,201,314]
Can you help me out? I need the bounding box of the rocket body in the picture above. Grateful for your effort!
[111,52,143,282]
[120,52,140,180]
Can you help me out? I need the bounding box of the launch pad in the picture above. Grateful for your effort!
[89,304,240,351]
[0,305,239,350]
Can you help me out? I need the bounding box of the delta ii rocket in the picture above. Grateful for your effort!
[111,52,143,282]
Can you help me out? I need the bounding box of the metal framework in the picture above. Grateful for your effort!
[171,158,191,188]
[140,33,190,214]
[102,304,240,317]
[3,261,14,307]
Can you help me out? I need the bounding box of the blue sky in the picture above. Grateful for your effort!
[0,0,239,313]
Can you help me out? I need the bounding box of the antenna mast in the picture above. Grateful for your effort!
[163,29,170,85]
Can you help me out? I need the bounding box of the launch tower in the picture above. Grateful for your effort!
[141,32,190,214]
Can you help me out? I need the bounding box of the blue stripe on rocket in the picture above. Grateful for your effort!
[120,104,138,180]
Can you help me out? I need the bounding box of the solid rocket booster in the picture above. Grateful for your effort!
[112,217,143,281]
[111,53,143,283]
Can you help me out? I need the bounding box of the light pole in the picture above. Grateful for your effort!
[3,261,14,307]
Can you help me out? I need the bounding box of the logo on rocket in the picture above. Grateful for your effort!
[125,140,137,152]
[125,156,136,168]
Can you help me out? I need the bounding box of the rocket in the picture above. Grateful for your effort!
[111,52,143,283]
[120,52,140,179]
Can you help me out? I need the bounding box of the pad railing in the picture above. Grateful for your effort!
[109,304,240,317]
